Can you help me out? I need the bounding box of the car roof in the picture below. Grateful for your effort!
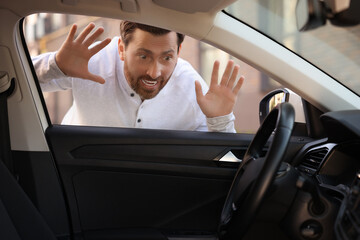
[1,0,235,40]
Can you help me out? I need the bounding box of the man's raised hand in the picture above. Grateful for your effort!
[195,60,244,118]
[55,23,111,84]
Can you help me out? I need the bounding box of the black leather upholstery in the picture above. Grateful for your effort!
[0,159,56,240]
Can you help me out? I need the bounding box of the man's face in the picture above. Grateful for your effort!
[118,29,179,100]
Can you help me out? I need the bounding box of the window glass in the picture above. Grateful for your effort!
[24,14,283,133]
[225,0,360,96]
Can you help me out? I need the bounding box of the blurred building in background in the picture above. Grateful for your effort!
[24,13,279,133]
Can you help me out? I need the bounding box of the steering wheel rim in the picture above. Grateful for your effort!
[219,102,295,239]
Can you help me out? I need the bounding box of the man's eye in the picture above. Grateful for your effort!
[164,56,172,61]
[139,55,147,59]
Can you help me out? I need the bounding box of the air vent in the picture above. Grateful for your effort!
[298,147,329,175]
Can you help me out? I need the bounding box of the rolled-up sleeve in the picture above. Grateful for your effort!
[32,52,72,92]
[206,112,236,133]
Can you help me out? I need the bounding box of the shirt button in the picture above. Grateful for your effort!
[130,93,135,97]
[137,119,141,123]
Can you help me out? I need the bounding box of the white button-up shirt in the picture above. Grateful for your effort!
[33,37,235,132]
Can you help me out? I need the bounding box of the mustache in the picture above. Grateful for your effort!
[138,75,164,82]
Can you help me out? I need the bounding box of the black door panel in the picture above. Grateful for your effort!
[45,125,252,238]
[73,170,230,230]
[45,125,309,239]
[46,125,254,163]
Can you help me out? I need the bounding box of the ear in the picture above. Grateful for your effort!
[178,44,182,55]
[118,38,125,61]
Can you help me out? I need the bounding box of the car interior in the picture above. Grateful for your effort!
[0,0,360,239]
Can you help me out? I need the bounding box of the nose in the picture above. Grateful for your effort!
[147,61,161,79]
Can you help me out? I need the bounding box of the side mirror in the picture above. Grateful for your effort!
[296,0,326,31]
[296,0,359,32]
[259,89,289,124]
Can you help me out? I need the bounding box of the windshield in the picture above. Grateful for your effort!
[225,0,360,96]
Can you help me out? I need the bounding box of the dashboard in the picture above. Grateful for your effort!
[295,110,360,239]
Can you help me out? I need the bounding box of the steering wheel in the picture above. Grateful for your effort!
[218,102,295,239]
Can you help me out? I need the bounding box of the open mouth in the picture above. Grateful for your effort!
[141,79,158,87]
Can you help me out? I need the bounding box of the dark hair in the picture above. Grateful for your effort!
[120,21,185,51]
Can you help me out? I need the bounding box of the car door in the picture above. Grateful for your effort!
[45,125,249,239]
[42,122,308,240]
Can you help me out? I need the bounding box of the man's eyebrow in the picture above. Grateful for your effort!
[163,49,175,55]
[137,48,152,54]
[137,48,175,55]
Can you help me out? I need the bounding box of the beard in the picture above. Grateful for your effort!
[131,75,165,100]
[123,62,168,100]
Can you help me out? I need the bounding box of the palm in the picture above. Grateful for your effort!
[55,23,111,84]
[195,60,244,118]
